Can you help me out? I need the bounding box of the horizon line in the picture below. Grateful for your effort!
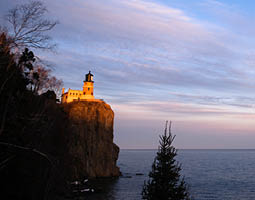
[120,148,255,150]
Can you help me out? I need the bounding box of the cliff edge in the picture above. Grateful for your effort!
[61,101,120,179]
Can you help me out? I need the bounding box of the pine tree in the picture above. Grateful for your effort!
[142,121,191,200]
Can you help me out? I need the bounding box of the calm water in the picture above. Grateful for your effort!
[87,149,255,200]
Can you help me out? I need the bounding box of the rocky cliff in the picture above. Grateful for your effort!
[60,101,120,179]
[0,98,120,199]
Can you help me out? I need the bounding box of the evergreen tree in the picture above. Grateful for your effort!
[142,121,191,200]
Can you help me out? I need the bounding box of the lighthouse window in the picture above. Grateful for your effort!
[88,88,90,91]
[83,92,85,95]
[92,92,93,95]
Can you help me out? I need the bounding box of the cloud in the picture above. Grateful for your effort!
[2,0,255,148]
[200,0,255,36]
[32,0,255,116]
[2,0,255,93]
[27,0,254,109]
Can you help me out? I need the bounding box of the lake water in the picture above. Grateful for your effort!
[87,149,255,200]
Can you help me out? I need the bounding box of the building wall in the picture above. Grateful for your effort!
[61,87,95,104]
[83,82,94,96]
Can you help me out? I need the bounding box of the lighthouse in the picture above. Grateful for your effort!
[61,71,102,103]
[83,71,94,99]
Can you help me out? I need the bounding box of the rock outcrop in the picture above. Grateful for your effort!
[61,101,120,179]
[0,98,120,199]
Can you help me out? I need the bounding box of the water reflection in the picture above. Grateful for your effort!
[86,177,119,200]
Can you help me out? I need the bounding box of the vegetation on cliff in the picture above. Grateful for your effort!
[0,2,62,146]
[0,27,65,198]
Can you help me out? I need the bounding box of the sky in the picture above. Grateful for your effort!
[1,0,255,149]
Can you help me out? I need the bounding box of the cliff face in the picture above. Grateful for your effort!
[0,98,120,199]
[61,101,120,179]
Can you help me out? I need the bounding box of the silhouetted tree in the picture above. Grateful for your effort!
[18,47,37,88]
[0,34,57,140]
[32,65,63,95]
[5,1,58,50]
[0,8,64,199]
[1,1,62,95]
[142,121,191,200]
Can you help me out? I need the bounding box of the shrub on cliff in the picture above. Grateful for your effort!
[0,0,62,141]
[142,121,191,200]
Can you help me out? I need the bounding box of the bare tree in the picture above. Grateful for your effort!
[6,1,58,50]
[32,65,63,95]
